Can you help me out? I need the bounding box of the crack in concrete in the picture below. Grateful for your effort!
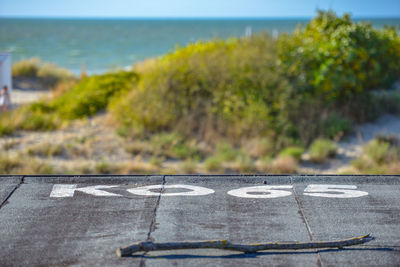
[291,177,324,267]
[140,175,166,267]
[0,176,24,209]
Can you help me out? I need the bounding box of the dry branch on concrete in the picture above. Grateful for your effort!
[117,234,373,257]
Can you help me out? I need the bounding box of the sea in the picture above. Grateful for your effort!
[1,18,399,74]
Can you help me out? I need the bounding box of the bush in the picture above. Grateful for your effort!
[214,143,240,162]
[323,114,352,140]
[308,139,337,163]
[362,137,399,165]
[12,58,41,77]
[232,154,257,173]
[53,71,138,119]
[94,162,118,174]
[0,121,14,136]
[279,11,400,101]
[0,104,60,135]
[12,58,75,87]
[279,146,304,161]
[110,35,292,144]
[204,155,224,172]
[351,137,400,174]
[278,11,400,143]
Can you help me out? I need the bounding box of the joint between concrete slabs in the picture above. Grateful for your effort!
[0,176,24,209]
[290,177,324,267]
[140,175,166,265]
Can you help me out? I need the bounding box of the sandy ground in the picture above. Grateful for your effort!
[3,88,400,174]
[10,89,50,106]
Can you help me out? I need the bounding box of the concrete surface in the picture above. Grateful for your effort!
[0,175,399,266]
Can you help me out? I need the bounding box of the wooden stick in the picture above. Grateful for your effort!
[116,234,373,257]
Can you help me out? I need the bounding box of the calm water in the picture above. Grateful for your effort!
[1,18,399,74]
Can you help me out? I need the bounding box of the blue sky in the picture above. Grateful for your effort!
[0,0,399,18]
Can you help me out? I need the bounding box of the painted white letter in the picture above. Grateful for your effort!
[227,185,293,198]
[303,184,368,198]
[50,184,122,198]
[127,184,214,196]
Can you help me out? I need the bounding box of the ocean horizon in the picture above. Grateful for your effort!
[1,17,399,74]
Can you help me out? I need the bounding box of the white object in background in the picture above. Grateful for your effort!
[0,52,12,94]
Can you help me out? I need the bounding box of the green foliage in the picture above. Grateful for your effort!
[215,143,240,162]
[12,57,41,77]
[279,10,400,101]
[204,155,224,172]
[54,71,137,119]
[278,11,400,143]
[0,104,60,135]
[323,114,352,140]
[110,35,292,144]
[308,138,337,163]
[0,122,13,136]
[0,71,136,135]
[233,154,257,173]
[94,162,117,174]
[279,146,304,161]
[363,138,400,164]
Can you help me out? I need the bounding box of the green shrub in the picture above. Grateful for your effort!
[351,136,400,174]
[0,121,14,136]
[323,114,352,140]
[110,35,291,143]
[278,11,400,143]
[94,162,118,174]
[54,71,138,119]
[363,139,390,164]
[362,138,399,164]
[12,58,75,87]
[233,154,257,173]
[171,142,203,160]
[279,146,304,161]
[37,62,75,87]
[308,139,337,163]
[215,143,239,162]
[12,57,41,77]
[279,10,400,101]
[204,155,224,172]
[0,104,60,134]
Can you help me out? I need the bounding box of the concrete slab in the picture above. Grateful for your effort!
[0,176,22,207]
[0,175,399,266]
[292,175,400,266]
[145,175,318,266]
[0,175,163,266]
